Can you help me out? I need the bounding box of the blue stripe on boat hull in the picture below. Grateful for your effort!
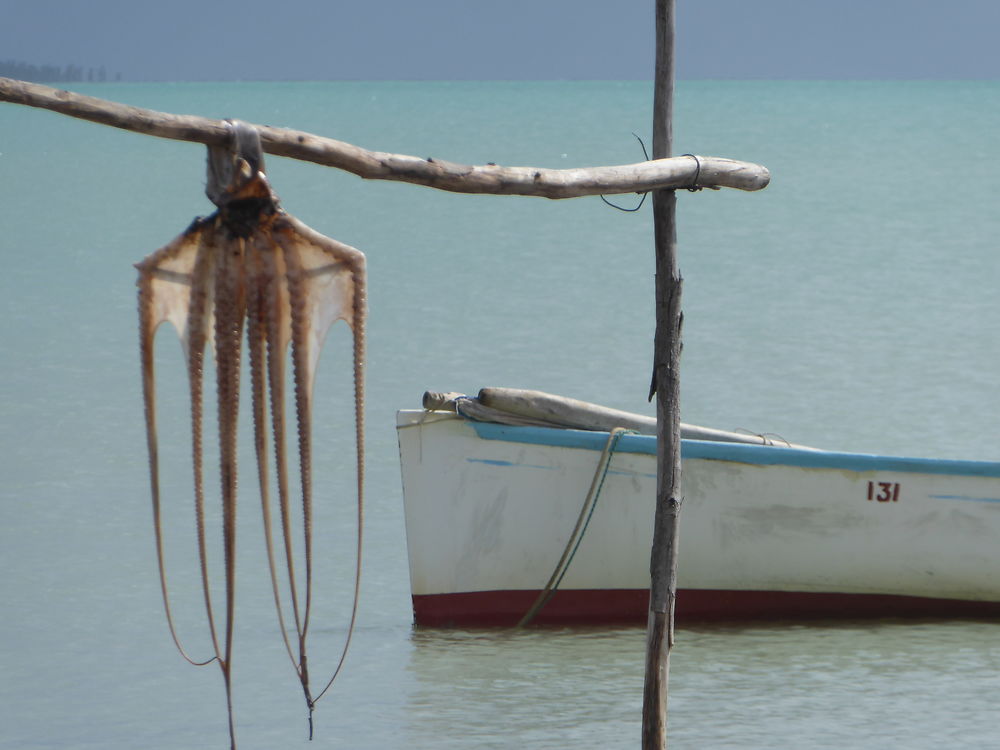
[469,420,1000,478]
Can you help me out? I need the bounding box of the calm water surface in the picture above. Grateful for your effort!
[1,81,999,748]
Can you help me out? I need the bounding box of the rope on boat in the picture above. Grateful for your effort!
[515,426,632,628]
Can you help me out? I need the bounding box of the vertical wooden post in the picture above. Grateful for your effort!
[642,1,682,749]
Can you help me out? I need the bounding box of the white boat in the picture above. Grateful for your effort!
[397,389,1000,626]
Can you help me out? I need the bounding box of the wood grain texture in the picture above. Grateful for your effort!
[644,1,683,748]
[0,76,770,197]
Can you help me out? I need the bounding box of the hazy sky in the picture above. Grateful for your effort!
[4,0,999,81]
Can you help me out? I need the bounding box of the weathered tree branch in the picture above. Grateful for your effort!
[643,2,681,748]
[0,77,770,198]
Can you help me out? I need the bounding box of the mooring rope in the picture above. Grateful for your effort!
[515,426,632,628]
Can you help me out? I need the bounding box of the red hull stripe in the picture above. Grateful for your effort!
[412,588,1000,627]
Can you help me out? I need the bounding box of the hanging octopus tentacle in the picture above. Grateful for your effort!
[270,298,307,653]
[302,223,367,707]
[137,120,366,748]
[211,228,248,746]
[283,242,317,642]
[256,230,311,684]
[270,219,368,709]
[246,233,301,673]
[137,220,220,669]
[187,229,226,666]
[281,236,320,712]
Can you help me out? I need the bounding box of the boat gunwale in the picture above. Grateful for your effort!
[396,411,1000,479]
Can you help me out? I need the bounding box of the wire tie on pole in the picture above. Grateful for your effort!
[680,154,703,192]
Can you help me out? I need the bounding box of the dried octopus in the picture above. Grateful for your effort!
[136,121,365,748]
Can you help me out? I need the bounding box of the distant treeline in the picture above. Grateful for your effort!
[1,59,121,83]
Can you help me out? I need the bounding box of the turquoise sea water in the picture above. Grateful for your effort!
[2,80,1000,749]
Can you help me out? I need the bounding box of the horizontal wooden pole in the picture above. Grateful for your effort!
[0,77,770,198]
